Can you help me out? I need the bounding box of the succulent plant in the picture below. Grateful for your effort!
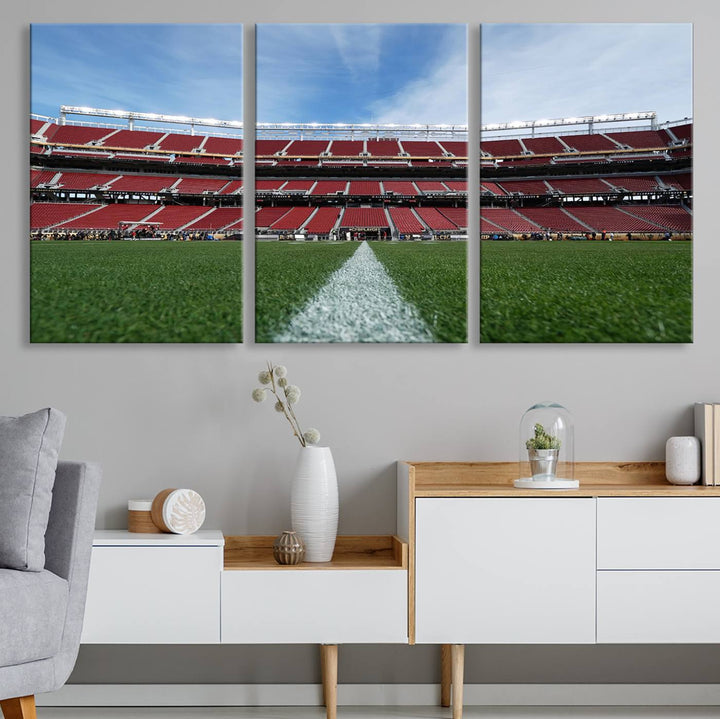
[526,422,561,451]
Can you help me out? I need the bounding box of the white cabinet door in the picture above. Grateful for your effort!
[222,570,407,644]
[81,546,221,643]
[598,497,720,569]
[415,498,596,644]
[598,570,720,643]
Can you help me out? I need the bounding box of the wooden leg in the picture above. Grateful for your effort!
[1,696,37,719]
[320,644,327,707]
[320,644,338,719]
[451,644,464,719]
[440,644,452,707]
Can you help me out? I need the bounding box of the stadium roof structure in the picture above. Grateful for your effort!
[482,111,656,134]
[256,123,468,141]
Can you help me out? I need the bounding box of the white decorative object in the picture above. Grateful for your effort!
[291,446,338,562]
[151,488,206,534]
[665,436,701,485]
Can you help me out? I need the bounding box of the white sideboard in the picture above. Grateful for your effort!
[398,461,720,719]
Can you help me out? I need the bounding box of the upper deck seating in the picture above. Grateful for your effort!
[607,129,671,149]
[284,140,330,156]
[55,172,120,190]
[101,129,165,149]
[365,139,401,156]
[218,180,243,195]
[400,141,444,157]
[445,181,467,193]
[498,180,552,195]
[281,180,315,193]
[203,136,243,155]
[522,136,566,155]
[256,140,291,156]
[437,141,467,156]
[157,133,205,153]
[416,181,448,194]
[559,133,619,152]
[328,140,364,156]
[46,124,114,146]
[481,138,524,156]
[602,176,661,192]
[661,173,692,190]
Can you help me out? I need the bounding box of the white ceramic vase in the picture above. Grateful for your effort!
[665,436,701,485]
[291,446,338,562]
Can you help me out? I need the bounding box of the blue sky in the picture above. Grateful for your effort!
[256,24,467,125]
[482,24,692,127]
[31,24,242,126]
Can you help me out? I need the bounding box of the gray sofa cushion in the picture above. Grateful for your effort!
[0,568,69,667]
[0,408,66,570]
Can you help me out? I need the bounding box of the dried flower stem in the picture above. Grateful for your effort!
[267,361,306,447]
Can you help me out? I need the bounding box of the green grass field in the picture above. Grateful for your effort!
[369,241,466,343]
[481,241,692,343]
[31,241,243,343]
[255,240,467,343]
[255,241,359,342]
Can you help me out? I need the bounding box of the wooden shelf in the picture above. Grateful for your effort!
[224,535,408,571]
[402,461,720,497]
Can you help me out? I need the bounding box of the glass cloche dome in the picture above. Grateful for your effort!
[515,402,577,489]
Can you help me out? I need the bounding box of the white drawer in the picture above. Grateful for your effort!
[597,570,720,643]
[597,498,720,569]
[221,569,407,644]
[81,546,222,643]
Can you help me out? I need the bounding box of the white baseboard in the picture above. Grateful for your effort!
[37,683,720,707]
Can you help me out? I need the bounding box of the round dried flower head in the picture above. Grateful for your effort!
[251,388,266,403]
[258,370,272,385]
[274,401,285,413]
[285,385,301,405]
[277,377,288,388]
[303,428,321,445]
[274,365,288,379]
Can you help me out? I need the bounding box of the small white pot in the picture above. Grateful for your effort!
[291,446,338,562]
[665,436,701,485]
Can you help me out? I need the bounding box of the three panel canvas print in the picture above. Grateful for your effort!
[29,23,692,344]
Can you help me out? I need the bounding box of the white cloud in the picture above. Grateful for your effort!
[329,25,382,79]
[371,42,468,125]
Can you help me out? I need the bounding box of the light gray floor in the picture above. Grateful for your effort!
[36,708,720,719]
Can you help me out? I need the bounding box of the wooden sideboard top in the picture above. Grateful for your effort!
[400,461,720,497]
[224,535,408,571]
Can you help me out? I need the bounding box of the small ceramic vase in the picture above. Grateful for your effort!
[665,436,701,485]
[273,530,305,566]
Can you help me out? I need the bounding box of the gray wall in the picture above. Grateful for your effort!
[6,0,720,686]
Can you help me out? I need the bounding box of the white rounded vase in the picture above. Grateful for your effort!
[665,436,701,485]
[291,446,338,562]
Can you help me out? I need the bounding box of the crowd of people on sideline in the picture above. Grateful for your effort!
[30,228,241,242]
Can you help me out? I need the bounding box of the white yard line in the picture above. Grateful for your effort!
[274,242,434,343]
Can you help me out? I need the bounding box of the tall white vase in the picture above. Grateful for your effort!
[291,446,338,562]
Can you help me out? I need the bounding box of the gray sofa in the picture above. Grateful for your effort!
[0,461,101,718]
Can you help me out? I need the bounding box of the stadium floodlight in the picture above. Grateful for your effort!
[59,106,243,132]
[481,111,656,134]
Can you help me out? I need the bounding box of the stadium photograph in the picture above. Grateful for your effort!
[30,24,243,343]
[480,23,692,343]
[254,23,468,343]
